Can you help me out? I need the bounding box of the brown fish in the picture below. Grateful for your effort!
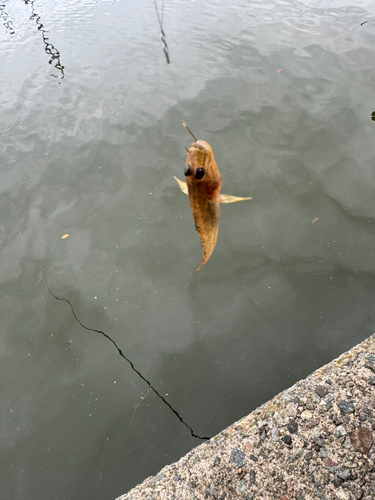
[174,128,251,271]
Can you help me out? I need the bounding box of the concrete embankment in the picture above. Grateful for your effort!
[117,334,375,500]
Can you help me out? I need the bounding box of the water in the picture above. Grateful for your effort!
[1,0,375,498]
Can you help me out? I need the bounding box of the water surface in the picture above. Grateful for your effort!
[1,0,375,498]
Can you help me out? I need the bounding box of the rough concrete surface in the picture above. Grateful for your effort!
[117,334,375,500]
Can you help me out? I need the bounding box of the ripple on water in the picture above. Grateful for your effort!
[2,1,375,499]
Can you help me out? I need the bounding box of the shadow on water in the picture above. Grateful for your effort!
[26,269,210,441]
[1,0,64,78]
[24,0,65,79]
[0,2,15,35]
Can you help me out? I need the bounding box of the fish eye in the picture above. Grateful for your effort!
[194,167,205,180]
[184,164,192,176]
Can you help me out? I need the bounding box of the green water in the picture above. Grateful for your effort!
[1,0,375,498]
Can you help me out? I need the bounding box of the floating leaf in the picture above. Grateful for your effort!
[275,69,282,74]
[61,234,70,239]
[312,217,319,224]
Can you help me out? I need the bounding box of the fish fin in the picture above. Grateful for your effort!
[219,194,252,203]
[174,176,189,195]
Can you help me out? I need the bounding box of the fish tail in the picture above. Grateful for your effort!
[197,255,208,272]
[197,261,205,272]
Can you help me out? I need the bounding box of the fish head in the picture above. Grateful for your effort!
[184,141,221,195]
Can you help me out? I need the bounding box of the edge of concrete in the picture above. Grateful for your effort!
[117,334,375,500]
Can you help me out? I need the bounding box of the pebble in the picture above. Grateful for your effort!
[237,479,246,493]
[281,435,292,445]
[315,385,328,398]
[350,426,373,454]
[324,457,337,468]
[287,406,297,417]
[368,376,375,385]
[311,427,320,437]
[230,448,246,468]
[301,410,313,420]
[362,407,372,416]
[257,419,267,429]
[337,400,355,414]
[335,490,350,500]
[249,470,256,484]
[287,420,298,434]
[271,427,279,442]
[312,394,321,404]
[318,448,328,458]
[307,418,320,429]
[149,474,165,485]
[326,400,333,411]
[314,437,323,448]
[335,425,347,437]
[306,400,315,410]
[336,468,351,481]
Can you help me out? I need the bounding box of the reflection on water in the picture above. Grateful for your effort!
[152,0,170,64]
[2,0,375,499]
[0,3,15,35]
[24,0,65,78]
[30,270,209,440]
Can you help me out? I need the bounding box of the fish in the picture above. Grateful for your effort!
[175,124,251,271]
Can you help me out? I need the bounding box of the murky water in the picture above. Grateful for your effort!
[1,0,375,498]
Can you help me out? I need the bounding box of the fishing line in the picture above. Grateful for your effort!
[25,269,210,441]
[153,0,170,64]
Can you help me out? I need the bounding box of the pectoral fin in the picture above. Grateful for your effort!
[220,194,252,203]
[174,176,188,195]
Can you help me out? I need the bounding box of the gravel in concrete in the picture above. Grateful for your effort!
[117,334,375,500]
